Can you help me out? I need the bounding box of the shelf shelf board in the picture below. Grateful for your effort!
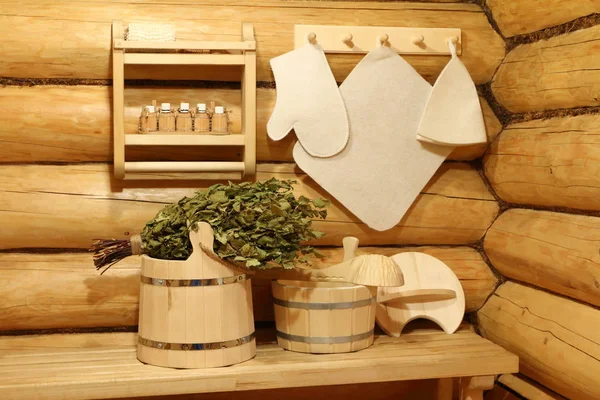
[124,53,245,65]
[125,134,245,146]
[0,325,518,400]
[114,39,256,51]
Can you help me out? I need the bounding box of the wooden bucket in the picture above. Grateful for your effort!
[272,280,376,353]
[137,222,256,368]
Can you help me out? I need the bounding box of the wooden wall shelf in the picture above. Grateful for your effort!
[112,20,256,180]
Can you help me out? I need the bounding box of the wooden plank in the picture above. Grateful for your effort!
[484,114,600,211]
[0,1,504,84]
[0,327,518,400]
[123,53,246,65]
[0,247,495,330]
[125,134,246,146]
[486,0,599,37]
[0,163,498,250]
[498,374,567,400]
[492,25,600,113]
[0,85,498,163]
[484,209,600,307]
[478,282,600,400]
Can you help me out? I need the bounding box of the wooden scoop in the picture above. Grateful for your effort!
[300,237,404,287]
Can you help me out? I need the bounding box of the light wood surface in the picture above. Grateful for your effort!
[0,247,495,331]
[0,325,518,400]
[486,0,600,37]
[137,222,255,368]
[0,1,504,84]
[492,25,600,113]
[478,281,600,400]
[498,374,567,400]
[0,86,498,163]
[0,163,498,249]
[112,21,125,179]
[484,385,520,400]
[272,280,376,353]
[459,375,495,400]
[484,209,600,307]
[376,252,465,336]
[484,114,600,211]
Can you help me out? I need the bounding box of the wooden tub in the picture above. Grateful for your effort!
[137,222,256,368]
[272,280,377,353]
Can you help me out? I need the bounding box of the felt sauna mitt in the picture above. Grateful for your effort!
[416,40,486,147]
[293,46,453,231]
[267,43,349,158]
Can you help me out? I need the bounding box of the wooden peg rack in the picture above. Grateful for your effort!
[294,25,462,55]
[112,20,257,181]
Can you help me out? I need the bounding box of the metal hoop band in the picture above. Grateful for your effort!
[140,274,248,287]
[138,332,255,351]
[276,330,374,344]
[272,296,375,310]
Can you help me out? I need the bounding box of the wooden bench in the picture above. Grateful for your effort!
[0,324,517,400]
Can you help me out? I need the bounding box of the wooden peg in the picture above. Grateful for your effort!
[307,32,317,44]
[377,34,388,47]
[342,33,353,43]
[449,36,459,45]
[412,34,425,45]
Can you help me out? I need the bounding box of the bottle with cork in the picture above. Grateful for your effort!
[194,103,210,133]
[176,102,193,132]
[158,102,175,132]
[211,106,229,134]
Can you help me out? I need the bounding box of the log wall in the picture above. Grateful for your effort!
[477,4,600,399]
[478,282,600,400]
[487,0,599,37]
[492,25,600,113]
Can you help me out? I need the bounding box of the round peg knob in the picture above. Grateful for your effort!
[307,32,317,44]
[342,33,353,43]
[412,34,425,45]
[378,34,389,47]
[449,36,459,45]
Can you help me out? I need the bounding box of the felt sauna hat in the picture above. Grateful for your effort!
[416,39,487,147]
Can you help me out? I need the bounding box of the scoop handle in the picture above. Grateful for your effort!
[342,237,359,261]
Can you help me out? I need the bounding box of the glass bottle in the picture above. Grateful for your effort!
[176,102,193,132]
[211,106,229,134]
[139,105,158,133]
[158,102,175,132]
[194,103,210,133]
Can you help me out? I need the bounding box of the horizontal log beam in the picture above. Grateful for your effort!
[0,163,498,249]
[0,1,504,84]
[492,25,600,112]
[0,247,496,330]
[0,85,500,163]
[486,0,598,37]
[484,114,600,211]
[497,374,567,400]
[484,209,600,307]
[478,282,600,400]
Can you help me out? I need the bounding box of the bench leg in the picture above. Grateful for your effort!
[436,378,454,400]
[459,376,495,400]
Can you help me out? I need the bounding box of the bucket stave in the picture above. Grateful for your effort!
[137,222,256,368]
[272,280,376,354]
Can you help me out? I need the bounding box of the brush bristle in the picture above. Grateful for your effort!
[91,239,133,274]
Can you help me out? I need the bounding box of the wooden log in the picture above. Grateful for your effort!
[478,282,600,400]
[0,1,504,84]
[484,209,600,307]
[0,85,499,163]
[486,0,599,37]
[492,25,600,113]
[0,247,495,330]
[0,163,498,250]
[497,374,567,400]
[484,114,600,211]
